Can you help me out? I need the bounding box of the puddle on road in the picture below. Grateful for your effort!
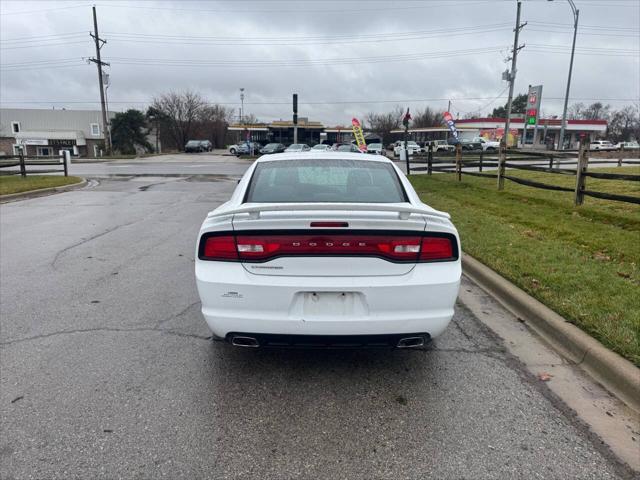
[185,174,240,183]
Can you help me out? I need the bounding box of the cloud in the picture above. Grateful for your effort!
[1,0,638,124]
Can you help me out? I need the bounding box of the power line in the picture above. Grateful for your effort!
[2,43,638,72]
[1,24,514,49]
[0,41,90,50]
[0,32,88,43]
[0,4,90,16]
[2,20,635,45]
[91,1,496,15]
[530,21,639,32]
[2,97,636,107]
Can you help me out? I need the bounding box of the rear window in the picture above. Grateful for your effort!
[245,159,407,203]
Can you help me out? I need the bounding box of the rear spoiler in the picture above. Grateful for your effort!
[207,203,450,221]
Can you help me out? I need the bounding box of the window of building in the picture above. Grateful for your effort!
[90,123,100,136]
[37,147,52,156]
[12,145,23,155]
[11,122,21,134]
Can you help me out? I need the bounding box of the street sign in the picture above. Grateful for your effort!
[525,85,543,126]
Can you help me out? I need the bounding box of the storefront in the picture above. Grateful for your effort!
[455,118,608,149]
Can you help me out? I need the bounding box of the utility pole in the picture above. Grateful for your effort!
[240,88,245,124]
[89,5,111,155]
[557,0,579,150]
[498,0,526,189]
[293,93,298,144]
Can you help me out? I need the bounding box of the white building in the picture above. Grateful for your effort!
[0,108,114,157]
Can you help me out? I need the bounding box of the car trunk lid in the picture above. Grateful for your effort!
[230,206,428,277]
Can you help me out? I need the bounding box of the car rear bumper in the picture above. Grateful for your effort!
[224,332,431,349]
[196,261,460,338]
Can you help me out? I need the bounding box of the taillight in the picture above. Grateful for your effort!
[202,235,238,260]
[199,232,457,263]
[235,234,423,262]
[420,236,454,261]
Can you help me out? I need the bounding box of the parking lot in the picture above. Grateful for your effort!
[0,173,633,479]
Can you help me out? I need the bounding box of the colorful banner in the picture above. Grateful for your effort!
[351,118,367,152]
[443,112,459,140]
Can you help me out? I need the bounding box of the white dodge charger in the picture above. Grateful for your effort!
[195,152,461,348]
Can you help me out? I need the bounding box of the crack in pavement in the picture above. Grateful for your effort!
[155,301,201,327]
[50,219,141,270]
[0,326,211,347]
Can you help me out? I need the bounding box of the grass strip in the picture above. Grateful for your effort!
[0,175,83,196]
[410,166,640,365]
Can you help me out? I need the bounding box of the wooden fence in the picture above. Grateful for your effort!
[0,151,68,177]
[408,142,639,206]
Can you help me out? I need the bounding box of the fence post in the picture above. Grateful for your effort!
[549,155,554,169]
[455,144,462,181]
[574,139,588,206]
[427,144,433,176]
[19,148,26,178]
[618,146,623,167]
[497,143,506,190]
[63,152,68,177]
[478,149,483,172]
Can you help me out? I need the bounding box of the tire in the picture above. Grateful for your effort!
[229,148,236,155]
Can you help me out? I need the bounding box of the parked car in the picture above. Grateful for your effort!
[336,143,363,153]
[285,144,311,152]
[448,138,483,151]
[186,140,212,153]
[423,140,455,153]
[259,143,286,155]
[367,143,384,155]
[589,140,616,151]
[393,141,421,157]
[231,142,262,156]
[195,152,461,348]
[472,137,500,151]
[615,141,639,151]
[312,144,332,151]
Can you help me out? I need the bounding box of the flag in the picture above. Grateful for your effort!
[443,111,459,140]
[351,118,367,152]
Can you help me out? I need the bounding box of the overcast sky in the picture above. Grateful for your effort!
[1,0,638,125]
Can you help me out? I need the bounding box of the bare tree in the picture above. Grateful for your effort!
[412,106,442,128]
[567,101,611,121]
[567,102,585,120]
[608,105,639,142]
[581,102,611,121]
[195,104,234,148]
[241,113,259,125]
[151,91,207,150]
[365,106,403,143]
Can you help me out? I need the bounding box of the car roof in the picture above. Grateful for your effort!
[256,151,391,163]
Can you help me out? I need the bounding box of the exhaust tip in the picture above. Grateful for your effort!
[397,336,425,348]
[231,335,260,348]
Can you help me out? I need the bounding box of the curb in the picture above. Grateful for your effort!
[0,178,87,203]
[462,253,640,414]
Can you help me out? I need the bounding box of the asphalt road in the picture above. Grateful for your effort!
[0,175,634,479]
